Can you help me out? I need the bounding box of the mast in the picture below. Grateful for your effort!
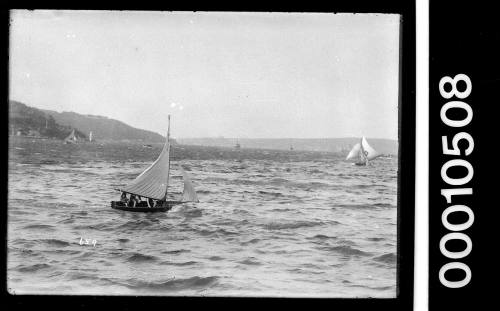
[163,115,171,201]
[359,137,366,164]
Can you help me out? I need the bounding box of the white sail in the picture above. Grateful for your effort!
[89,131,93,142]
[120,116,171,200]
[346,143,361,160]
[120,140,171,200]
[64,129,77,143]
[181,167,199,203]
[118,115,199,203]
[361,137,381,160]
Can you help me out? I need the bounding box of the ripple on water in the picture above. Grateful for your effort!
[123,276,219,292]
[126,253,158,263]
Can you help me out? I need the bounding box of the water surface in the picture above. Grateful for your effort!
[8,137,398,297]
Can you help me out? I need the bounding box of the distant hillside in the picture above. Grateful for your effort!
[177,137,398,155]
[9,100,167,143]
[9,100,86,139]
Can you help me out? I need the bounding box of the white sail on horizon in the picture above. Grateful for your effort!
[361,136,381,160]
[345,137,381,164]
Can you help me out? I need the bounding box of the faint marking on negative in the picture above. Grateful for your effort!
[79,237,97,247]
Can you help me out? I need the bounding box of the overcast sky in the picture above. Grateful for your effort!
[10,10,400,139]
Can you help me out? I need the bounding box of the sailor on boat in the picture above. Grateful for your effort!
[148,198,156,208]
[120,192,128,204]
[111,115,199,213]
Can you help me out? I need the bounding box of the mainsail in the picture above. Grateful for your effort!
[119,115,198,202]
[361,136,380,160]
[181,167,199,202]
[120,137,171,200]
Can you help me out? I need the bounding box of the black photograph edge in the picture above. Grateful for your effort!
[1,1,416,309]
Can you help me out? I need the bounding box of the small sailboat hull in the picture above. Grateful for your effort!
[110,201,182,213]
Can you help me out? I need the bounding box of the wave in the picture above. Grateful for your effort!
[72,222,113,231]
[263,220,324,230]
[39,159,60,165]
[16,263,51,272]
[372,253,397,264]
[22,224,56,231]
[43,239,71,247]
[287,268,324,275]
[196,228,239,237]
[123,276,219,291]
[258,190,285,197]
[268,177,290,185]
[160,260,198,266]
[44,250,83,258]
[161,249,191,255]
[367,237,386,242]
[116,219,158,230]
[203,176,332,191]
[238,258,262,266]
[319,245,372,257]
[372,203,396,208]
[240,238,261,246]
[195,190,212,195]
[66,272,119,287]
[72,210,88,216]
[57,217,75,224]
[336,203,382,210]
[177,207,203,218]
[308,234,339,241]
[126,253,158,262]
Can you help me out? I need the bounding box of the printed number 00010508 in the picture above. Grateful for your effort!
[438,74,474,289]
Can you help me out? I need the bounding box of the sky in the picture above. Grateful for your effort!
[9,10,401,139]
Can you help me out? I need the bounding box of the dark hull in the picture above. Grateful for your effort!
[111,201,182,213]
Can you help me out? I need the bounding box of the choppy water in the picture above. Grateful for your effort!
[7,137,398,297]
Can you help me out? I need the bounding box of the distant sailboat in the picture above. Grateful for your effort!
[290,145,294,151]
[345,137,381,166]
[111,115,199,213]
[235,141,241,149]
[64,129,78,144]
[89,131,93,142]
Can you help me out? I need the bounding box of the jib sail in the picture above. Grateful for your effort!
[181,167,199,203]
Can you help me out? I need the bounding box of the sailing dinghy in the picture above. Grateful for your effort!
[111,115,199,212]
[345,137,381,166]
[64,129,78,144]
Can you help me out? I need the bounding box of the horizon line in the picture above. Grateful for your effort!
[176,137,398,141]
